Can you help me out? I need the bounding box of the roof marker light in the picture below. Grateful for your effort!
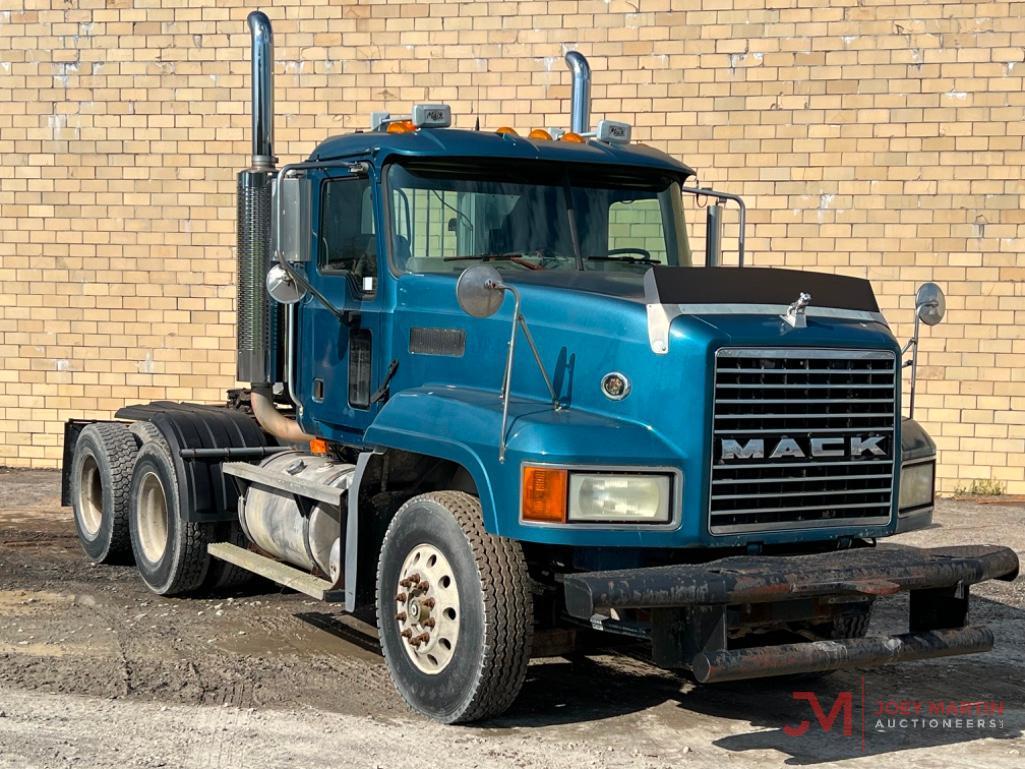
[528,128,553,141]
[559,131,585,143]
[411,103,452,128]
[596,119,631,144]
[495,126,519,136]
[386,119,415,134]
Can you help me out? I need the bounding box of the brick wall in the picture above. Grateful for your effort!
[0,0,1023,494]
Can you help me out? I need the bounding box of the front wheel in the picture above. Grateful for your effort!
[376,491,533,723]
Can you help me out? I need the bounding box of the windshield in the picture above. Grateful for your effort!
[386,161,691,281]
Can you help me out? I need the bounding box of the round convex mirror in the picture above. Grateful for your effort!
[456,265,505,318]
[266,263,305,305]
[915,282,945,326]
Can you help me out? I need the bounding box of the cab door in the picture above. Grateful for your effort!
[299,167,383,440]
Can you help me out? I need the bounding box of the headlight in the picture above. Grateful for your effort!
[899,461,934,513]
[521,466,675,525]
[569,473,672,523]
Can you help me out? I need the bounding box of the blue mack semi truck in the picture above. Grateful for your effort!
[61,12,1019,723]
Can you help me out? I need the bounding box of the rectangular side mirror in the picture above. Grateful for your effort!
[273,176,311,263]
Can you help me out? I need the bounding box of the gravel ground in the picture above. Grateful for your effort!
[0,468,1022,768]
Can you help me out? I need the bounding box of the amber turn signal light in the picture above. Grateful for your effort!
[521,466,568,523]
[309,438,330,456]
[387,119,416,134]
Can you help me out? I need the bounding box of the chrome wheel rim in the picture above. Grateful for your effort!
[395,543,460,675]
[77,454,103,538]
[137,471,169,563]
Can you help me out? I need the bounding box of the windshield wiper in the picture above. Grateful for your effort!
[584,254,660,265]
[442,251,545,270]
[442,251,525,262]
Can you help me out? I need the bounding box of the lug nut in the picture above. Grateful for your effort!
[395,612,407,622]
[423,597,436,609]
[395,592,407,603]
[424,618,435,628]
[414,632,430,645]
[400,628,413,639]
[417,580,429,592]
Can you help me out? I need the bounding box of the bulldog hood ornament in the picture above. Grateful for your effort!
[781,292,812,328]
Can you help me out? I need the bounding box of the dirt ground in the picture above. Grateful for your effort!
[0,468,1022,769]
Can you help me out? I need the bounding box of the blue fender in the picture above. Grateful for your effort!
[364,385,685,541]
[364,386,505,531]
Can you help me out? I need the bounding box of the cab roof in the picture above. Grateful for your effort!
[311,128,695,179]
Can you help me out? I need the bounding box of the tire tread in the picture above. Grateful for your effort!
[129,441,212,596]
[78,422,138,561]
[376,491,533,723]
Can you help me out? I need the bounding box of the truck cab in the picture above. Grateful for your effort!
[62,11,1019,725]
[283,123,930,552]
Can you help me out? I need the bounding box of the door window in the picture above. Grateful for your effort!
[320,177,376,285]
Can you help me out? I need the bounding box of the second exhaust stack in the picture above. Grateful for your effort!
[564,51,591,134]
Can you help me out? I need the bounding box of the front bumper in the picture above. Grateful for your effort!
[563,544,1019,681]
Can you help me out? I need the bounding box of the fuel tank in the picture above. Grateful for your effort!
[239,451,355,580]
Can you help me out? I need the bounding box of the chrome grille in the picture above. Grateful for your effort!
[709,349,897,534]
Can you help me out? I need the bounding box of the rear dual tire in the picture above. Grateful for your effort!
[128,442,214,596]
[70,423,137,564]
[129,421,251,592]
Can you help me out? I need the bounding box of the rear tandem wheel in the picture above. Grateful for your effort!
[69,422,138,564]
[129,420,252,591]
[127,441,215,596]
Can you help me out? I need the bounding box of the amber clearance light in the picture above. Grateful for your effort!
[521,466,568,523]
[386,119,416,134]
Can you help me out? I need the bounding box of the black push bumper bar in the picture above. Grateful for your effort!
[692,626,994,683]
[562,544,1019,682]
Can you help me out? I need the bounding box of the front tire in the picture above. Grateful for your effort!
[376,491,533,723]
[128,441,213,595]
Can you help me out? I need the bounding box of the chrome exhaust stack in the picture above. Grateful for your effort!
[247,11,275,171]
[564,51,591,134]
[237,12,312,443]
[236,10,281,386]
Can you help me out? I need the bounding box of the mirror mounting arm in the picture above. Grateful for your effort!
[455,265,562,462]
[497,284,561,463]
[272,252,356,325]
[905,308,923,418]
[903,282,945,419]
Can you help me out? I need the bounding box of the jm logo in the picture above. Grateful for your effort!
[784,691,855,737]
[720,435,887,461]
